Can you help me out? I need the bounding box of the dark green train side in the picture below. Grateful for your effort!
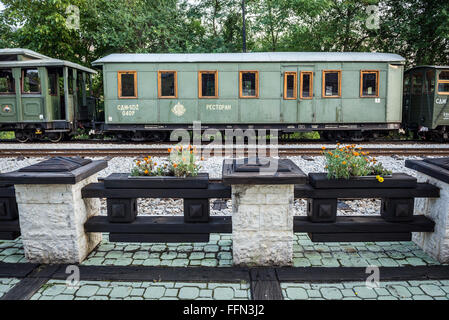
[403,66,449,141]
[0,48,97,142]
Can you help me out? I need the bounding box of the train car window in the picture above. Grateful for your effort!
[300,71,313,99]
[199,71,218,98]
[68,69,74,95]
[322,70,341,98]
[118,71,137,99]
[437,71,449,95]
[22,69,40,94]
[283,72,297,100]
[425,70,435,94]
[48,73,58,95]
[0,69,15,94]
[404,75,411,95]
[239,71,259,98]
[360,70,379,97]
[412,73,423,95]
[158,71,177,98]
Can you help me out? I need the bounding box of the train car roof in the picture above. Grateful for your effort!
[405,65,449,72]
[0,48,97,74]
[92,52,405,65]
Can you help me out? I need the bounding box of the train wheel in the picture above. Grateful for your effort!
[48,132,64,143]
[15,131,30,143]
[150,131,168,142]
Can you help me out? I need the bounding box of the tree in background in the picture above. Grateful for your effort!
[0,0,448,68]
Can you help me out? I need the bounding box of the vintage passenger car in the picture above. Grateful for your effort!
[92,52,405,141]
[403,66,449,141]
[0,48,97,142]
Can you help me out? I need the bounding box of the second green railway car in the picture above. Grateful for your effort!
[92,52,405,141]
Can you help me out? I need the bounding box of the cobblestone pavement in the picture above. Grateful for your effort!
[0,233,442,267]
[0,238,26,263]
[30,280,251,300]
[80,233,441,268]
[0,278,20,298]
[282,280,449,300]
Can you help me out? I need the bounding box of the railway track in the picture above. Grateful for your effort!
[2,146,449,158]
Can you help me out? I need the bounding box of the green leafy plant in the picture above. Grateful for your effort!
[130,145,203,177]
[322,144,391,180]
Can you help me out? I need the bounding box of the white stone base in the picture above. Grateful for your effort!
[413,174,449,263]
[232,184,294,266]
[15,175,101,264]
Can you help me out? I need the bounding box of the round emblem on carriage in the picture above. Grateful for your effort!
[2,105,11,113]
[171,102,186,117]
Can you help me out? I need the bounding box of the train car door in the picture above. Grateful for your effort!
[281,66,314,124]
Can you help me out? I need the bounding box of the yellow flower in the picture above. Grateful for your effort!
[154,162,157,166]
[136,160,141,165]
[378,177,384,183]
[144,169,149,175]
[342,161,347,165]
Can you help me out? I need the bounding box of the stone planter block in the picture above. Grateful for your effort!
[0,157,107,264]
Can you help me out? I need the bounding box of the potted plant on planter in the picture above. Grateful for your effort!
[307,144,417,223]
[308,144,416,189]
[104,145,209,189]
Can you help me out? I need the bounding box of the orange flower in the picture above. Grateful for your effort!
[353,152,359,156]
[144,169,149,174]
[173,163,178,168]
[167,148,172,153]
[321,146,326,150]
[201,157,204,161]
[143,157,148,162]
[342,161,347,165]
[136,160,141,165]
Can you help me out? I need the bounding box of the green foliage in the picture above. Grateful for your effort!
[0,131,15,140]
[323,144,391,179]
[0,0,448,82]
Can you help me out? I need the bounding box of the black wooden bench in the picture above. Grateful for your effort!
[82,182,231,243]
[294,181,439,242]
[0,184,20,240]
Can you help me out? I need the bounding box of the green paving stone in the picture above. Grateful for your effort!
[341,289,357,297]
[374,287,391,296]
[160,260,173,266]
[441,286,449,294]
[97,288,112,296]
[110,286,133,298]
[378,258,399,267]
[171,259,189,267]
[434,296,449,300]
[221,246,231,252]
[205,253,215,258]
[124,245,140,251]
[143,259,161,266]
[304,252,322,259]
[133,252,150,260]
[353,286,378,299]
[177,245,193,252]
[144,286,166,299]
[218,259,232,267]
[130,288,145,296]
[218,240,232,246]
[320,287,343,300]
[214,287,234,300]
[83,257,105,265]
[89,296,109,300]
[149,253,161,258]
[413,295,434,300]
[132,260,144,265]
[161,252,177,260]
[114,258,133,266]
[151,245,167,252]
[177,253,188,258]
[190,252,205,260]
[293,258,311,267]
[42,284,67,296]
[321,258,340,267]
[189,260,201,266]
[165,288,179,297]
[235,289,249,299]
[309,258,323,266]
[179,287,200,300]
[377,296,398,300]
[307,289,322,298]
[201,259,218,267]
[285,287,308,300]
[105,251,124,259]
[386,285,412,298]
[2,255,23,263]
[199,289,213,297]
[420,284,446,297]
[218,252,232,260]
[53,295,74,300]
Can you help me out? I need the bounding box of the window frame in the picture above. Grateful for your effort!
[283,71,297,100]
[437,70,449,95]
[198,70,218,99]
[300,71,313,100]
[239,70,259,99]
[48,73,58,96]
[412,72,424,95]
[117,71,137,99]
[322,70,341,98]
[21,68,41,95]
[0,68,15,95]
[158,70,178,99]
[360,70,380,98]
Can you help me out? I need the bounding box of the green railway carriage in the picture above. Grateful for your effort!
[92,52,405,141]
[403,66,449,141]
[0,48,97,142]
